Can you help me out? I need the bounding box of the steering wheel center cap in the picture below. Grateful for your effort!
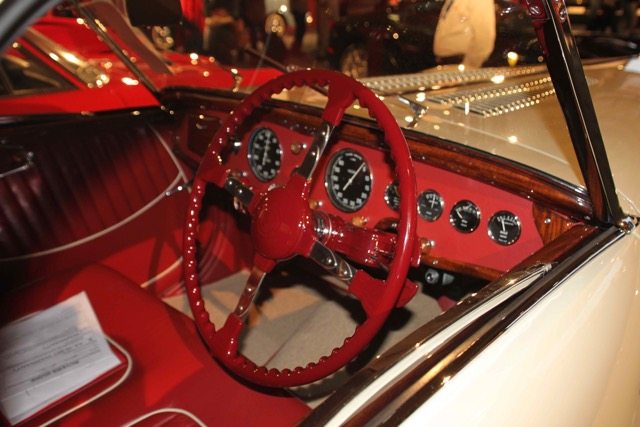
[252,186,310,260]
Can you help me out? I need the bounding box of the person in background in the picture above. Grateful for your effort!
[621,0,639,35]
[461,0,495,68]
[433,0,496,69]
[203,0,244,63]
[290,0,308,54]
[181,0,206,32]
[241,0,267,48]
[588,0,618,33]
[316,0,339,59]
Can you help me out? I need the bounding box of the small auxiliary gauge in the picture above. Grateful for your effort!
[488,210,521,245]
[247,127,282,181]
[384,182,400,211]
[449,200,480,233]
[325,149,372,212]
[418,190,444,221]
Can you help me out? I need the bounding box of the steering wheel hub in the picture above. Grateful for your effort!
[252,186,310,260]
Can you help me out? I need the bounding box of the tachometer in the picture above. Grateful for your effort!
[325,149,372,212]
[248,127,282,181]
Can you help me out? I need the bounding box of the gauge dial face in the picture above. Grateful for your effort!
[449,200,480,233]
[418,190,444,221]
[248,127,282,181]
[325,149,372,212]
[384,182,400,211]
[488,211,521,245]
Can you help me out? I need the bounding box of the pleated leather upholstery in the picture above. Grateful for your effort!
[0,115,179,259]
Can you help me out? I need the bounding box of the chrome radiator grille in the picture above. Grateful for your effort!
[360,66,546,95]
[426,76,556,117]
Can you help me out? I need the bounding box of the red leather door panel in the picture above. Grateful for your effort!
[0,113,187,290]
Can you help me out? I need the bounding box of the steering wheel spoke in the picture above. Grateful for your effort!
[211,312,245,358]
[196,145,229,187]
[223,176,261,214]
[295,121,334,180]
[347,271,415,317]
[234,260,273,318]
[308,240,358,287]
[314,212,399,269]
[322,78,358,125]
[309,241,418,316]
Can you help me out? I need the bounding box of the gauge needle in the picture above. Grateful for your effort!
[500,217,506,232]
[261,143,270,166]
[342,162,365,191]
[455,209,463,219]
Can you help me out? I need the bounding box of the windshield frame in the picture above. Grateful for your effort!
[521,0,624,226]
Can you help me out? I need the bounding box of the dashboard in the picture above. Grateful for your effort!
[212,119,545,276]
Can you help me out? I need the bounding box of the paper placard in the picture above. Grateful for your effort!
[0,292,122,425]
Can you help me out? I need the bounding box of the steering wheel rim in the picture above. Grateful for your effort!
[183,69,417,387]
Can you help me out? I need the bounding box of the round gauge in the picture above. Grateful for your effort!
[449,200,480,233]
[325,149,372,212]
[384,182,400,211]
[418,190,444,221]
[488,211,521,245]
[247,127,282,181]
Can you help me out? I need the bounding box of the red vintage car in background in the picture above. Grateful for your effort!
[0,9,281,116]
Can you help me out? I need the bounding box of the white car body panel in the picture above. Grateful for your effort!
[398,231,640,426]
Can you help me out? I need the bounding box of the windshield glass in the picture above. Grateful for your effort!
[38,0,639,93]
[11,0,640,197]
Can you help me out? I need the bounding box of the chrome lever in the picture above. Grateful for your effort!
[165,179,192,197]
[0,145,35,179]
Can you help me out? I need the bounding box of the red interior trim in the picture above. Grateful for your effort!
[1,265,310,426]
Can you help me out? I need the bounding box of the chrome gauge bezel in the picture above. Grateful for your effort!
[488,210,521,245]
[247,127,282,182]
[418,189,444,221]
[325,149,373,213]
[449,200,481,233]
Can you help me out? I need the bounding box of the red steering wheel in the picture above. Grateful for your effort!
[183,69,417,387]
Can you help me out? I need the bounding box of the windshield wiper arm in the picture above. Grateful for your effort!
[243,46,328,97]
[75,0,160,97]
[397,95,427,127]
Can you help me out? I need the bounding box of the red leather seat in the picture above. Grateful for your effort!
[0,265,310,426]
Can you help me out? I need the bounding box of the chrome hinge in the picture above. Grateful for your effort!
[618,216,638,234]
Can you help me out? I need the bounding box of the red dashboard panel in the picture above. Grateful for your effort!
[221,121,543,273]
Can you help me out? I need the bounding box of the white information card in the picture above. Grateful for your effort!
[0,292,122,425]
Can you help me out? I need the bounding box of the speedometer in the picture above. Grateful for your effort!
[325,149,372,212]
[248,127,282,181]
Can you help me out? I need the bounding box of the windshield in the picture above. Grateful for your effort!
[38,0,639,93]
[8,0,640,209]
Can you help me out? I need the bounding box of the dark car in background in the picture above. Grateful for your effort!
[328,0,541,77]
[328,0,640,77]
